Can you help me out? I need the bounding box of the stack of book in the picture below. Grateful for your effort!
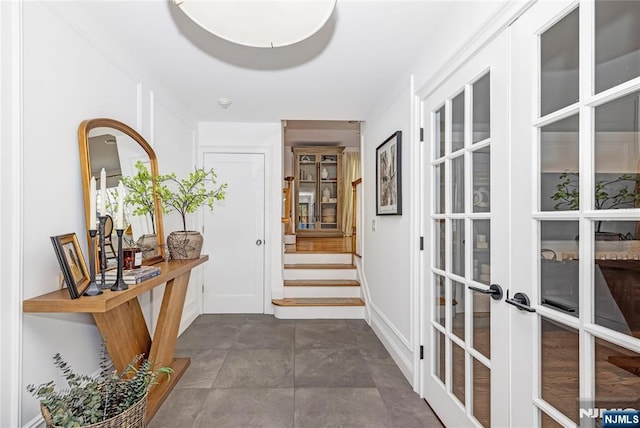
[103,266,161,285]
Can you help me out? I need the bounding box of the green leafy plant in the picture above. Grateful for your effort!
[551,172,640,210]
[27,343,172,428]
[156,167,227,232]
[121,161,157,234]
[551,171,640,231]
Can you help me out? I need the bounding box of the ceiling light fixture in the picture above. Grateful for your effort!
[218,98,232,109]
[173,0,336,48]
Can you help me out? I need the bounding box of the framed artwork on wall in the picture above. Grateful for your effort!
[376,131,402,215]
[51,233,90,299]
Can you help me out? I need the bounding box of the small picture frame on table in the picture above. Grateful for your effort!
[51,233,90,299]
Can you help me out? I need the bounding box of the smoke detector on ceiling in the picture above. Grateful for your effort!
[218,98,232,109]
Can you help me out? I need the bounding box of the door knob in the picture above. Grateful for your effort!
[468,283,503,301]
[256,239,263,246]
[505,291,536,312]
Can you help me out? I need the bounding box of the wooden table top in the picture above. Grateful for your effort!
[23,256,208,314]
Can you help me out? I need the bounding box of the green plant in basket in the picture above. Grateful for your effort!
[27,342,172,428]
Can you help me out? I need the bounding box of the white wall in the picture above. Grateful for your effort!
[361,83,416,379]
[198,122,284,305]
[360,0,510,387]
[1,2,198,425]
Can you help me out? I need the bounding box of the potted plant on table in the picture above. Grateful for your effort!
[27,345,172,428]
[157,167,227,260]
[121,161,159,260]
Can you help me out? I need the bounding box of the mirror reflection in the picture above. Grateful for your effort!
[89,128,154,242]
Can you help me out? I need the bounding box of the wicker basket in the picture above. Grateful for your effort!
[41,394,147,428]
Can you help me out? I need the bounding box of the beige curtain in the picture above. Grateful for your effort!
[341,151,361,236]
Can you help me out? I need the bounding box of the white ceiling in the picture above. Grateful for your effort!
[63,1,503,123]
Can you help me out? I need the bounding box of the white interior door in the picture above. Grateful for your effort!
[511,1,640,426]
[202,152,265,313]
[421,32,510,427]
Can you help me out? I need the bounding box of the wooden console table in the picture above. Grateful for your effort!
[23,255,208,422]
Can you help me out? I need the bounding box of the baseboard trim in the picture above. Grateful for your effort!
[369,313,414,385]
[353,259,413,383]
[353,258,371,322]
[368,301,412,349]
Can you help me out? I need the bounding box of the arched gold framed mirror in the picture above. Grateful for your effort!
[78,118,165,265]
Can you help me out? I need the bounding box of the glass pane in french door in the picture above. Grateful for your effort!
[540,220,579,315]
[594,91,640,214]
[594,221,640,339]
[472,147,490,213]
[452,156,465,213]
[452,219,465,277]
[451,280,466,340]
[540,7,579,116]
[473,357,491,426]
[594,338,640,413]
[541,318,580,424]
[452,92,465,152]
[473,73,490,143]
[452,341,466,405]
[435,328,446,385]
[472,291,491,360]
[594,1,640,93]
[541,115,579,212]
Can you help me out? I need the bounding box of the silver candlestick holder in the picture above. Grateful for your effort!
[83,229,102,296]
[111,229,128,291]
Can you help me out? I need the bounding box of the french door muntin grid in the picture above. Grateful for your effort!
[530,2,640,426]
[430,74,492,423]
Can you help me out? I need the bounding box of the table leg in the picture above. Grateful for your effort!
[145,271,192,421]
[92,299,151,372]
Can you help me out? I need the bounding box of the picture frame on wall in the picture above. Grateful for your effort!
[376,131,402,215]
[51,233,90,299]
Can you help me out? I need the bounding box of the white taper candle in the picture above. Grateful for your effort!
[89,176,97,228]
[100,168,107,216]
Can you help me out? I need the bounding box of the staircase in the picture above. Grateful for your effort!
[273,248,365,319]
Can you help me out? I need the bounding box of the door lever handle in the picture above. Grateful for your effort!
[505,291,536,312]
[468,283,503,301]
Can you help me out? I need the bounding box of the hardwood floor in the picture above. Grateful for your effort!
[286,236,352,253]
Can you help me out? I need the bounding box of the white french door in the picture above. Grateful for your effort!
[422,1,640,426]
[421,32,510,427]
[202,152,265,313]
[510,1,640,426]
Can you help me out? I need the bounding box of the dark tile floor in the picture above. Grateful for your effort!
[149,315,443,428]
